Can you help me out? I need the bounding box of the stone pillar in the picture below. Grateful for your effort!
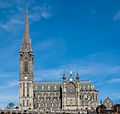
[76,82,80,110]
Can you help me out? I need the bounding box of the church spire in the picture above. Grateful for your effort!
[19,8,34,110]
[21,8,32,51]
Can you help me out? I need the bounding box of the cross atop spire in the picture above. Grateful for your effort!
[21,8,32,52]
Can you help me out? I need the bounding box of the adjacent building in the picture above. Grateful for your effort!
[103,97,113,110]
[19,9,98,111]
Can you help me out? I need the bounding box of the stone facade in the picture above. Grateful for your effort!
[19,9,98,111]
[33,77,98,111]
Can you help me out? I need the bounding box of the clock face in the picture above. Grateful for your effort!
[24,76,27,80]
[67,83,76,92]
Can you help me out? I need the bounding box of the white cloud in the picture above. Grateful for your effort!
[34,64,120,82]
[0,18,23,31]
[0,0,15,9]
[0,72,18,78]
[0,94,18,108]
[113,10,120,20]
[29,5,51,22]
[0,15,24,31]
[35,69,63,81]
[0,72,18,108]
[0,81,18,89]
[0,3,52,31]
[32,51,120,83]
[108,78,120,83]
[34,38,66,51]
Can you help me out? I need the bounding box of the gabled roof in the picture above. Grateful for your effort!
[103,97,113,104]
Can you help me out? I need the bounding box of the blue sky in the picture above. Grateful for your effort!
[0,0,120,108]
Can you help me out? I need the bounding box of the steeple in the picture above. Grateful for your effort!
[20,8,32,52]
[19,8,34,110]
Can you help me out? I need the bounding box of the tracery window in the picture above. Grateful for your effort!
[67,82,76,92]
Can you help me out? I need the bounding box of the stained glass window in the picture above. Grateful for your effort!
[67,82,76,92]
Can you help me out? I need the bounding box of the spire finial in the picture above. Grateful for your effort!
[70,70,72,75]
[63,70,66,81]
[76,71,80,81]
[70,70,73,78]
[26,7,28,15]
[69,70,73,81]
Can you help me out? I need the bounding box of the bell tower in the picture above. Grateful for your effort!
[19,8,34,110]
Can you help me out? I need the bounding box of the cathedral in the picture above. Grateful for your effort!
[19,9,98,111]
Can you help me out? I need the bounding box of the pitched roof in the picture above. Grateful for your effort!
[33,80,97,92]
[80,81,97,91]
[103,97,113,104]
[33,82,62,92]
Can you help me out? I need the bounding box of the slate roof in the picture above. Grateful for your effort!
[33,82,62,92]
[80,81,97,91]
[33,81,97,92]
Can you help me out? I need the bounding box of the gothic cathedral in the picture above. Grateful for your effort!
[19,9,98,111]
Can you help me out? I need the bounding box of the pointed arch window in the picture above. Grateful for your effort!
[23,99,25,106]
[27,99,29,106]
[27,83,29,96]
[24,61,28,72]
[25,42,28,49]
[67,82,76,92]
[23,82,25,97]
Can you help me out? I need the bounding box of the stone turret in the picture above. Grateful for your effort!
[63,70,66,81]
[76,72,80,81]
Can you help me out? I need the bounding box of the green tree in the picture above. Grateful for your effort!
[6,102,15,109]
